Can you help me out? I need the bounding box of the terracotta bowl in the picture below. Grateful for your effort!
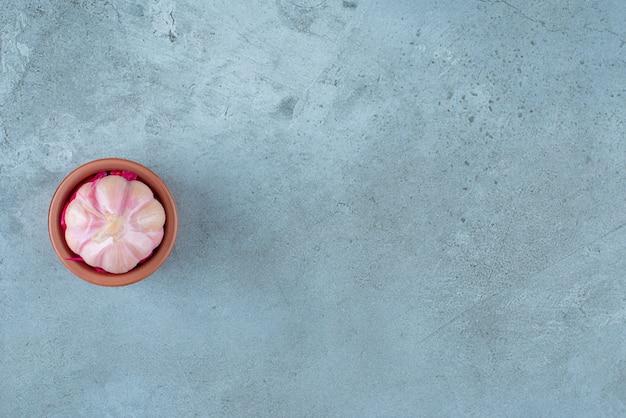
[48,158,178,286]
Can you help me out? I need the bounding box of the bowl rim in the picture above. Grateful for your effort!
[48,158,178,286]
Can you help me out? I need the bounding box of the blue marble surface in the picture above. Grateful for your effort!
[1,0,625,416]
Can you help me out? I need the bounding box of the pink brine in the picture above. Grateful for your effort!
[63,173,166,274]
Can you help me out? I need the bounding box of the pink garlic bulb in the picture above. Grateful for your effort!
[64,175,166,274]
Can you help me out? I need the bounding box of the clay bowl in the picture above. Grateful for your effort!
[48,158,178,286]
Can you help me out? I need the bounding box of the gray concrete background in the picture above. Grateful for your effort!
[1,0,625,416]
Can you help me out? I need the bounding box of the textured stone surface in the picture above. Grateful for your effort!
[1,0,625,415]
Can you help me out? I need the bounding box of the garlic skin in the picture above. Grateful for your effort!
[64,175,166,274]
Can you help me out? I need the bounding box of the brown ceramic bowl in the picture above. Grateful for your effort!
[48,158,178,286]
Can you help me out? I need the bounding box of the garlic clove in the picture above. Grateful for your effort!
[64,194,106,254]
[94,175,128,216]
[126,179,154,206]
[128,199,166,231]
[123,229,162,260]
[101,247,137,274]
[87,240,139,274]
